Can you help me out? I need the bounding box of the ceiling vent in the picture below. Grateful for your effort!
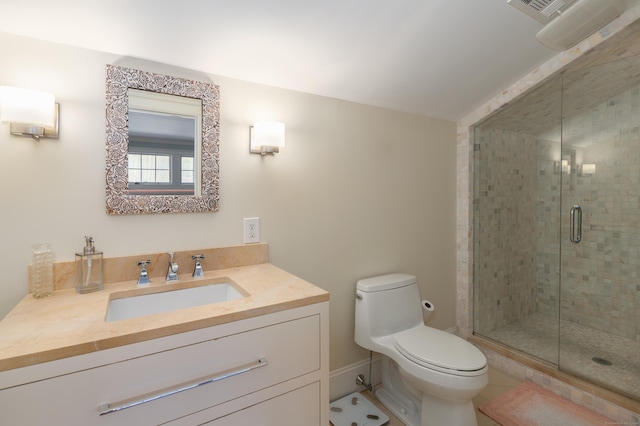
[507,0,579,24]
[508,0,627,50]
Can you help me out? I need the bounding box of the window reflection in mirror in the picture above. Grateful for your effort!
[127,89,202,196]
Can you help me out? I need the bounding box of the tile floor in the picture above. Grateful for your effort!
[350,366,523,426]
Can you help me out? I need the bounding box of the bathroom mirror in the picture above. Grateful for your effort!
[127,89,201,196]
[105,64,220,214]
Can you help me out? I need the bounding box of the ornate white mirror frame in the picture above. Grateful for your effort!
[105,64,220,214]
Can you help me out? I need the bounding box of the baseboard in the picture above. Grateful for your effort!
[329,354,382,402]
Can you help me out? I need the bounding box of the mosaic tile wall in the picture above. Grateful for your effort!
[534,138,562,319]
[473,129,541,333]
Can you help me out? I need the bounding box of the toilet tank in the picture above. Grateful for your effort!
[355,273,423,348]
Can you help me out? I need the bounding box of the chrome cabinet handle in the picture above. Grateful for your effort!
[570,205,582,244]
[99,357,268,416]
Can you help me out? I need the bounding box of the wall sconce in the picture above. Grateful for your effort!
[554,159,571,175]
[250,121,284,155]
[579,163,596,176]
[0,86,59,140]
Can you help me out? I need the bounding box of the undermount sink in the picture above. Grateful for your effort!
[105,281,245,322]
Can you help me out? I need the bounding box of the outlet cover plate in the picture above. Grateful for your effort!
[243,217,260,243]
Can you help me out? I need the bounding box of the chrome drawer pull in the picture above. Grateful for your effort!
[99,357,268,416]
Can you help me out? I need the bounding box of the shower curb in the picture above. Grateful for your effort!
[476,343,640,425]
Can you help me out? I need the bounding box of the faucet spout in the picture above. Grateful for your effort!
[166,252,179,282]
[191,254,205,278]
[136,260,151,286]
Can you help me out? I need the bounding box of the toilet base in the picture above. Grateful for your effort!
[375,387,420,426]
[375,355,421,426]
[376,387,478,426]
[376,356,479,426]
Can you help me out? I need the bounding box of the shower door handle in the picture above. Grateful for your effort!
[570,205,582,244]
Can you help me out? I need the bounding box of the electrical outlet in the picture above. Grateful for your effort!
[243,217,260,243]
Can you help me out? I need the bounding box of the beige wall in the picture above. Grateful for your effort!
[0,32,457,370]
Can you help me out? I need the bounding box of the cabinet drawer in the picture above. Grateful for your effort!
[0,314,320,425]
[204,382,320,425]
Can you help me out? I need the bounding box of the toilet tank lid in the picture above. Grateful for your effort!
[357,273,417,292]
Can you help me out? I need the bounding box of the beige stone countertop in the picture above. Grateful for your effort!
[0,263,329,372]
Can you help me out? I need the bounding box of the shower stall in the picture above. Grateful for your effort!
[473,53,640,401]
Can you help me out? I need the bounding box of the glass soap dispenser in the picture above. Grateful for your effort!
[75,236,103,294]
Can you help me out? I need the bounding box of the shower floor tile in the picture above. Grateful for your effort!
[481,312,640,400]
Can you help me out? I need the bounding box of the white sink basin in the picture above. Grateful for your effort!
[105,282,245,322]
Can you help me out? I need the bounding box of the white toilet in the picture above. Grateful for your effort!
[354,273,488,426]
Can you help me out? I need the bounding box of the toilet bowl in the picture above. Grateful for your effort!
[354,273,488,426]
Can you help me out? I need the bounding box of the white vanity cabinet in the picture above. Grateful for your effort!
[0,302,329,425]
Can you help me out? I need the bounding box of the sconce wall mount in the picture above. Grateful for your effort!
[0,86,59,140]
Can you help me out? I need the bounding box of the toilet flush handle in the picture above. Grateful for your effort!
[356,292,363,300]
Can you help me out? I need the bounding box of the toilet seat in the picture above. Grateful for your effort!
[393,326,486,377]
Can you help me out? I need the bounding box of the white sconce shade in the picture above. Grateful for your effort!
[554,159,571,175]
[0,86,59,139]
[580,163,596,176]
[250,121,285,155]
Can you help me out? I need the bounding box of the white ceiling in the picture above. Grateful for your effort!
[0,0,557,121]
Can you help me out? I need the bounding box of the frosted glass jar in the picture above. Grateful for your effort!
[32,244,54,298]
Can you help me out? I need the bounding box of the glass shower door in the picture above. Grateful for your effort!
[559,55,640,400]
[473,75,563,365]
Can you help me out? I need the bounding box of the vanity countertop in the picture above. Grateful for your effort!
[0,263,329,372]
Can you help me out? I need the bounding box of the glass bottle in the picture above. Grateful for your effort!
[75,236,103,294]
[32,244,54,298]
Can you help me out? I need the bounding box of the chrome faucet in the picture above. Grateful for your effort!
[191,254,205,278]
[136,260,151,286]
[166,252,179,282]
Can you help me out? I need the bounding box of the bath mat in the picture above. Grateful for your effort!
[329,392,389,426]
[479,381,612,426]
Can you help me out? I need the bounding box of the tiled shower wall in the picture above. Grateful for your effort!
[473,130,539,333]
[473,127,561,334]
[534,138,561,318]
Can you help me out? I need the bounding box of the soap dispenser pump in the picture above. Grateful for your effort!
[75,236,103,294]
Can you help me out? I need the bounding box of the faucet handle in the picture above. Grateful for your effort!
[169,253,178,268]
[166,253,179,281]
[136,260,151,285]
[191,254,205,278]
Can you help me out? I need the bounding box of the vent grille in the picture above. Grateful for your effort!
[525,0,556,12]
[507,0,578,23]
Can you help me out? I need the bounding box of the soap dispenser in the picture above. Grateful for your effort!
[75,236,103,294]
